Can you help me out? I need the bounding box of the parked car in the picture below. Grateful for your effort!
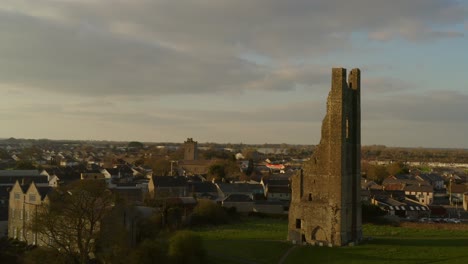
[447,218,461,224]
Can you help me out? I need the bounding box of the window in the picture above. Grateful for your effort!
[14,193,20,200]
[20,210,23,220]
[29,194,36,202]
[346,118,349,139]
[308,193,312,201]
[296,219,302,229]
[11,208,15,219]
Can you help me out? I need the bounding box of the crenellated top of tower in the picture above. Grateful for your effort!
[348,68,360,91]
[331,67,360,91]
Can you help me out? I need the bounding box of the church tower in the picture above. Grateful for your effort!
[184,138,198,161]
[288,68,362,246]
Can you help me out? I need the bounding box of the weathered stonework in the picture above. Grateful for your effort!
[288,68,362,246]
[184,138,198,161]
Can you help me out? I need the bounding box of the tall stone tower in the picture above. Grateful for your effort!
[184,138,198,161]
[288,68,362,246]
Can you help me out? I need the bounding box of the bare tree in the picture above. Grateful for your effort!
[32,180,114,264]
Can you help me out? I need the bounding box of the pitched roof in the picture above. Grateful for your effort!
[418,173,444,183]
[104,168,120,176]
[404,184,433,193]
[369,189,406,201]
[0,170,40,176]
[223,194,253,202]
[188,182,217,193]
[217,183,264,194]
[262,174,290,187]
[267,186,290,194]
[0,175,48,185]
[449,184,466,194]
[36,186,53,200]
[152,176,187,187]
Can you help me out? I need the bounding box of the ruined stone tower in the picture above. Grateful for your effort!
[288,68,362,246]
[184,138,198,161]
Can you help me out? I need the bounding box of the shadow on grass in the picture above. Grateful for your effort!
[285,246,468,264]
[370,238,468,248]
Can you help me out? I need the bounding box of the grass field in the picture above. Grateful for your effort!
[194,218,468,264]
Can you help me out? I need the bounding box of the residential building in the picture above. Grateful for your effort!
[404,184,434,205]
[8,181,52,245]
[216,183,264,200]
[148,176,188,198]
[448,184,467,204]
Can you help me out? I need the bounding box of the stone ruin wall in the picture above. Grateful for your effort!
[288,68,362,246]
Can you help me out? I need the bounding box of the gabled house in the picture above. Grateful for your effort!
[8,181,52,245]
[382,174,430,191]
[448,184,467,204]
[361,179,382,190]
[222,194,254,213]
[265,185,291,201]
[261,174,291,201]
[215,183,264,200]
[101,168,122,179]
[0,170,49,187]
[148,176,188,198]
[187,182,218,200]
[404,184,434,205]
[416,173,445,190]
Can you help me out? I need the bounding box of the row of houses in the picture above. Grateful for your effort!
[362,173,467,205]
[362,173,468,219]
[1,168,293,240]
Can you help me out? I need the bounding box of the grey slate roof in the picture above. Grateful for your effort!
[188,182,217,193]
[0,175,48,185]
[223,194,253,202]
[217,183,264,194]
[152,176,187,187]
[0,170,40,176]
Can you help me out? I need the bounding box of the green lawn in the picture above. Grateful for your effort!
[194,218,468,264]
[193,217,288,241]
[284,237,468,264]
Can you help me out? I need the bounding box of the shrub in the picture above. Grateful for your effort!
[168,231,205,264]
[191,199,228,226]
[128,239,168,264]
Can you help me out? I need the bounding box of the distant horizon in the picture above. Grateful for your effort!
[1,136,467,151]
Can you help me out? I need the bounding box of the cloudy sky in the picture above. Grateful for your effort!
[1,0,467,148]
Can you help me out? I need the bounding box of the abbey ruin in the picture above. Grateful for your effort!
[288,68,362,246]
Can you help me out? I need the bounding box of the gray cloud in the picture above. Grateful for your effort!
[363,90,468,122]
[0,0,465,97]
[0,1,467,147]
[362,77,412,94]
